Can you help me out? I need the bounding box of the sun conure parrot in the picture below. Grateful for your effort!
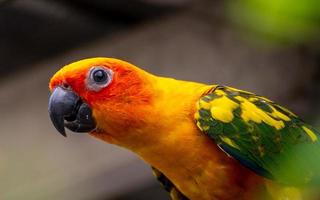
[48,58,320,200]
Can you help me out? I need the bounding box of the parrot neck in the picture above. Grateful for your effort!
[92,75,214,149]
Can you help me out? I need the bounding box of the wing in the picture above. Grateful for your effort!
[195,85,320,185]
[151,167,189,200]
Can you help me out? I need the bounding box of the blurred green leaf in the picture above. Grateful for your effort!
[227,0,320,46]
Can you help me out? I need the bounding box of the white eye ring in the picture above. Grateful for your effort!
[86,66,113,92]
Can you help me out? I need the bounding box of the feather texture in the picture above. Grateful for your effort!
[195,85,320,185]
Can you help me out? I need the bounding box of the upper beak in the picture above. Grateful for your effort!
[48,86,96,137]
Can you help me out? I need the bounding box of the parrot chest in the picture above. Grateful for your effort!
[137,125,264,200]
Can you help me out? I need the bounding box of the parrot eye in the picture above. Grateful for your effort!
[93,69,107,83]
[87,67,113,91]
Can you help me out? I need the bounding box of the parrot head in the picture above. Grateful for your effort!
[48,58,155,142]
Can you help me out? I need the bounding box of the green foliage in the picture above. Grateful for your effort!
[227,0,320,46]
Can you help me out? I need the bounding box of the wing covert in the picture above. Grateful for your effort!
[195,85,320,185]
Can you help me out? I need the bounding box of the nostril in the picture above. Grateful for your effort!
[62,82,71,90]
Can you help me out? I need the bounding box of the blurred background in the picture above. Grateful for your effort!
[1,0,320,199]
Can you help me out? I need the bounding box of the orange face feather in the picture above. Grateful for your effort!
[50,58,158,143]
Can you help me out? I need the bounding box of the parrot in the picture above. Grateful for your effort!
[48,58,320,200]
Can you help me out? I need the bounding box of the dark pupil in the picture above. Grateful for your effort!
[93,70,107,83]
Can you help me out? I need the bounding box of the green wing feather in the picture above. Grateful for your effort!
[195,85,320,185]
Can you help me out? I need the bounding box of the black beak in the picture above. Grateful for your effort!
[48,86,96,137]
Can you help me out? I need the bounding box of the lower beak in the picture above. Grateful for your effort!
[48,86,96,137]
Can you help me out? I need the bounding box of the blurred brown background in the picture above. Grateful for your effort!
[1,0,320,199]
